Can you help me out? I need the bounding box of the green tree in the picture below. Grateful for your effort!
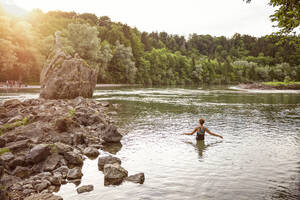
[245,0,300,35]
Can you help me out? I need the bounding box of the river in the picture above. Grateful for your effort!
[1,86,299,200]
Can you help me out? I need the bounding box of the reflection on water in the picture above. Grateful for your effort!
[1,86,299,200]
[184,140,224,159]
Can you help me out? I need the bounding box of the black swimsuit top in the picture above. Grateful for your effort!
[196,127,205,140]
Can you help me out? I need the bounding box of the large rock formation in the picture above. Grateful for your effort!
[40,32,97,99]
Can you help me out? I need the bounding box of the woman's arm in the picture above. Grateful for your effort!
[205,128,223,139]
[182,127,197,135]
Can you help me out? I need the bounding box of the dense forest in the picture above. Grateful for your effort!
[0,5,299,85]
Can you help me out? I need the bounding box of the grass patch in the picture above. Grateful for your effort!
[0,148,10,155]
[1,117,31,134]
[68,108,76,118]
[263,81,300,86]
[49,144,58,153]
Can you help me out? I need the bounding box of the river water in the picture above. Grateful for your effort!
[1,86,299,200]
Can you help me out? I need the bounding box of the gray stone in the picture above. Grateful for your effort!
[6,139,29,152]
[76,185,94,194]
[36,172,52,179]
[0,152,14,162]
[98,155,121,171]
[63,151,83,165]
[125,173,145,184]
[26,144,50,164]
[39,48,97,99]
[8,155,26,170]
[43,153,62,171]
[102,125,123,143]
[68,179,81,186]
[67,167,82,180]
[101,102,110,107]
[23,189,35,195]
[0,174,21,187]
[48,185,60,193]
[103,163,128,186]
[10,183,22,191]
[49,174,62,186]
[55,142,73,154]
[13,166,30,178]
[3,99,21,108]
[7,115,23,124]
[73,133,85,145]
[23,184,34,189]
[83,147,99,158]
[54,166,69,179]
[55,118,70,133]
[24,193,63,200]
[35,180,50,192]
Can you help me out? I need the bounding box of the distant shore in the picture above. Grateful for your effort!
[238,82,300,90]
[0,84,141,90]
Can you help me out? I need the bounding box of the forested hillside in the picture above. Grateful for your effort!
[0,6,299,85]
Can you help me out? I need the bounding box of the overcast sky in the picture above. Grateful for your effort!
[6,0,278,37]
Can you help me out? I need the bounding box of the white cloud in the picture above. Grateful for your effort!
[11,0,278,37]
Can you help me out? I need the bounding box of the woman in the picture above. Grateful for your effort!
[183,118,223,140]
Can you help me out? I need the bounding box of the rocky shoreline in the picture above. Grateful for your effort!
[0,97,144,200]
[237,83,300,90]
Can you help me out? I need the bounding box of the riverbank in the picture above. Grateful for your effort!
[0,97,142,200]
[238,82,300,90]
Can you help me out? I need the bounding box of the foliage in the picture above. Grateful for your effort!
[245,0,300,35]
[0,6,299,85]
[263,81,300,86]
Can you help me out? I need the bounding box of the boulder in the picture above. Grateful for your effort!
[39,48,97,99]
[43,153,62,171]
[101,125,123,143]
[101,142,122,154]
[26,144,50,164]
[76,185,94,194]
[83,147,99,158]
[103,163,128,186]
[125,173,145,184]
[24,193,63,200]
[98,155,121,171]
[13,166,31,178]
[63,151,83,165]
[67,167,82,180]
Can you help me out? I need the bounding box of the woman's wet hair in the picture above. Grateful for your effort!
[199,118,205,125]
